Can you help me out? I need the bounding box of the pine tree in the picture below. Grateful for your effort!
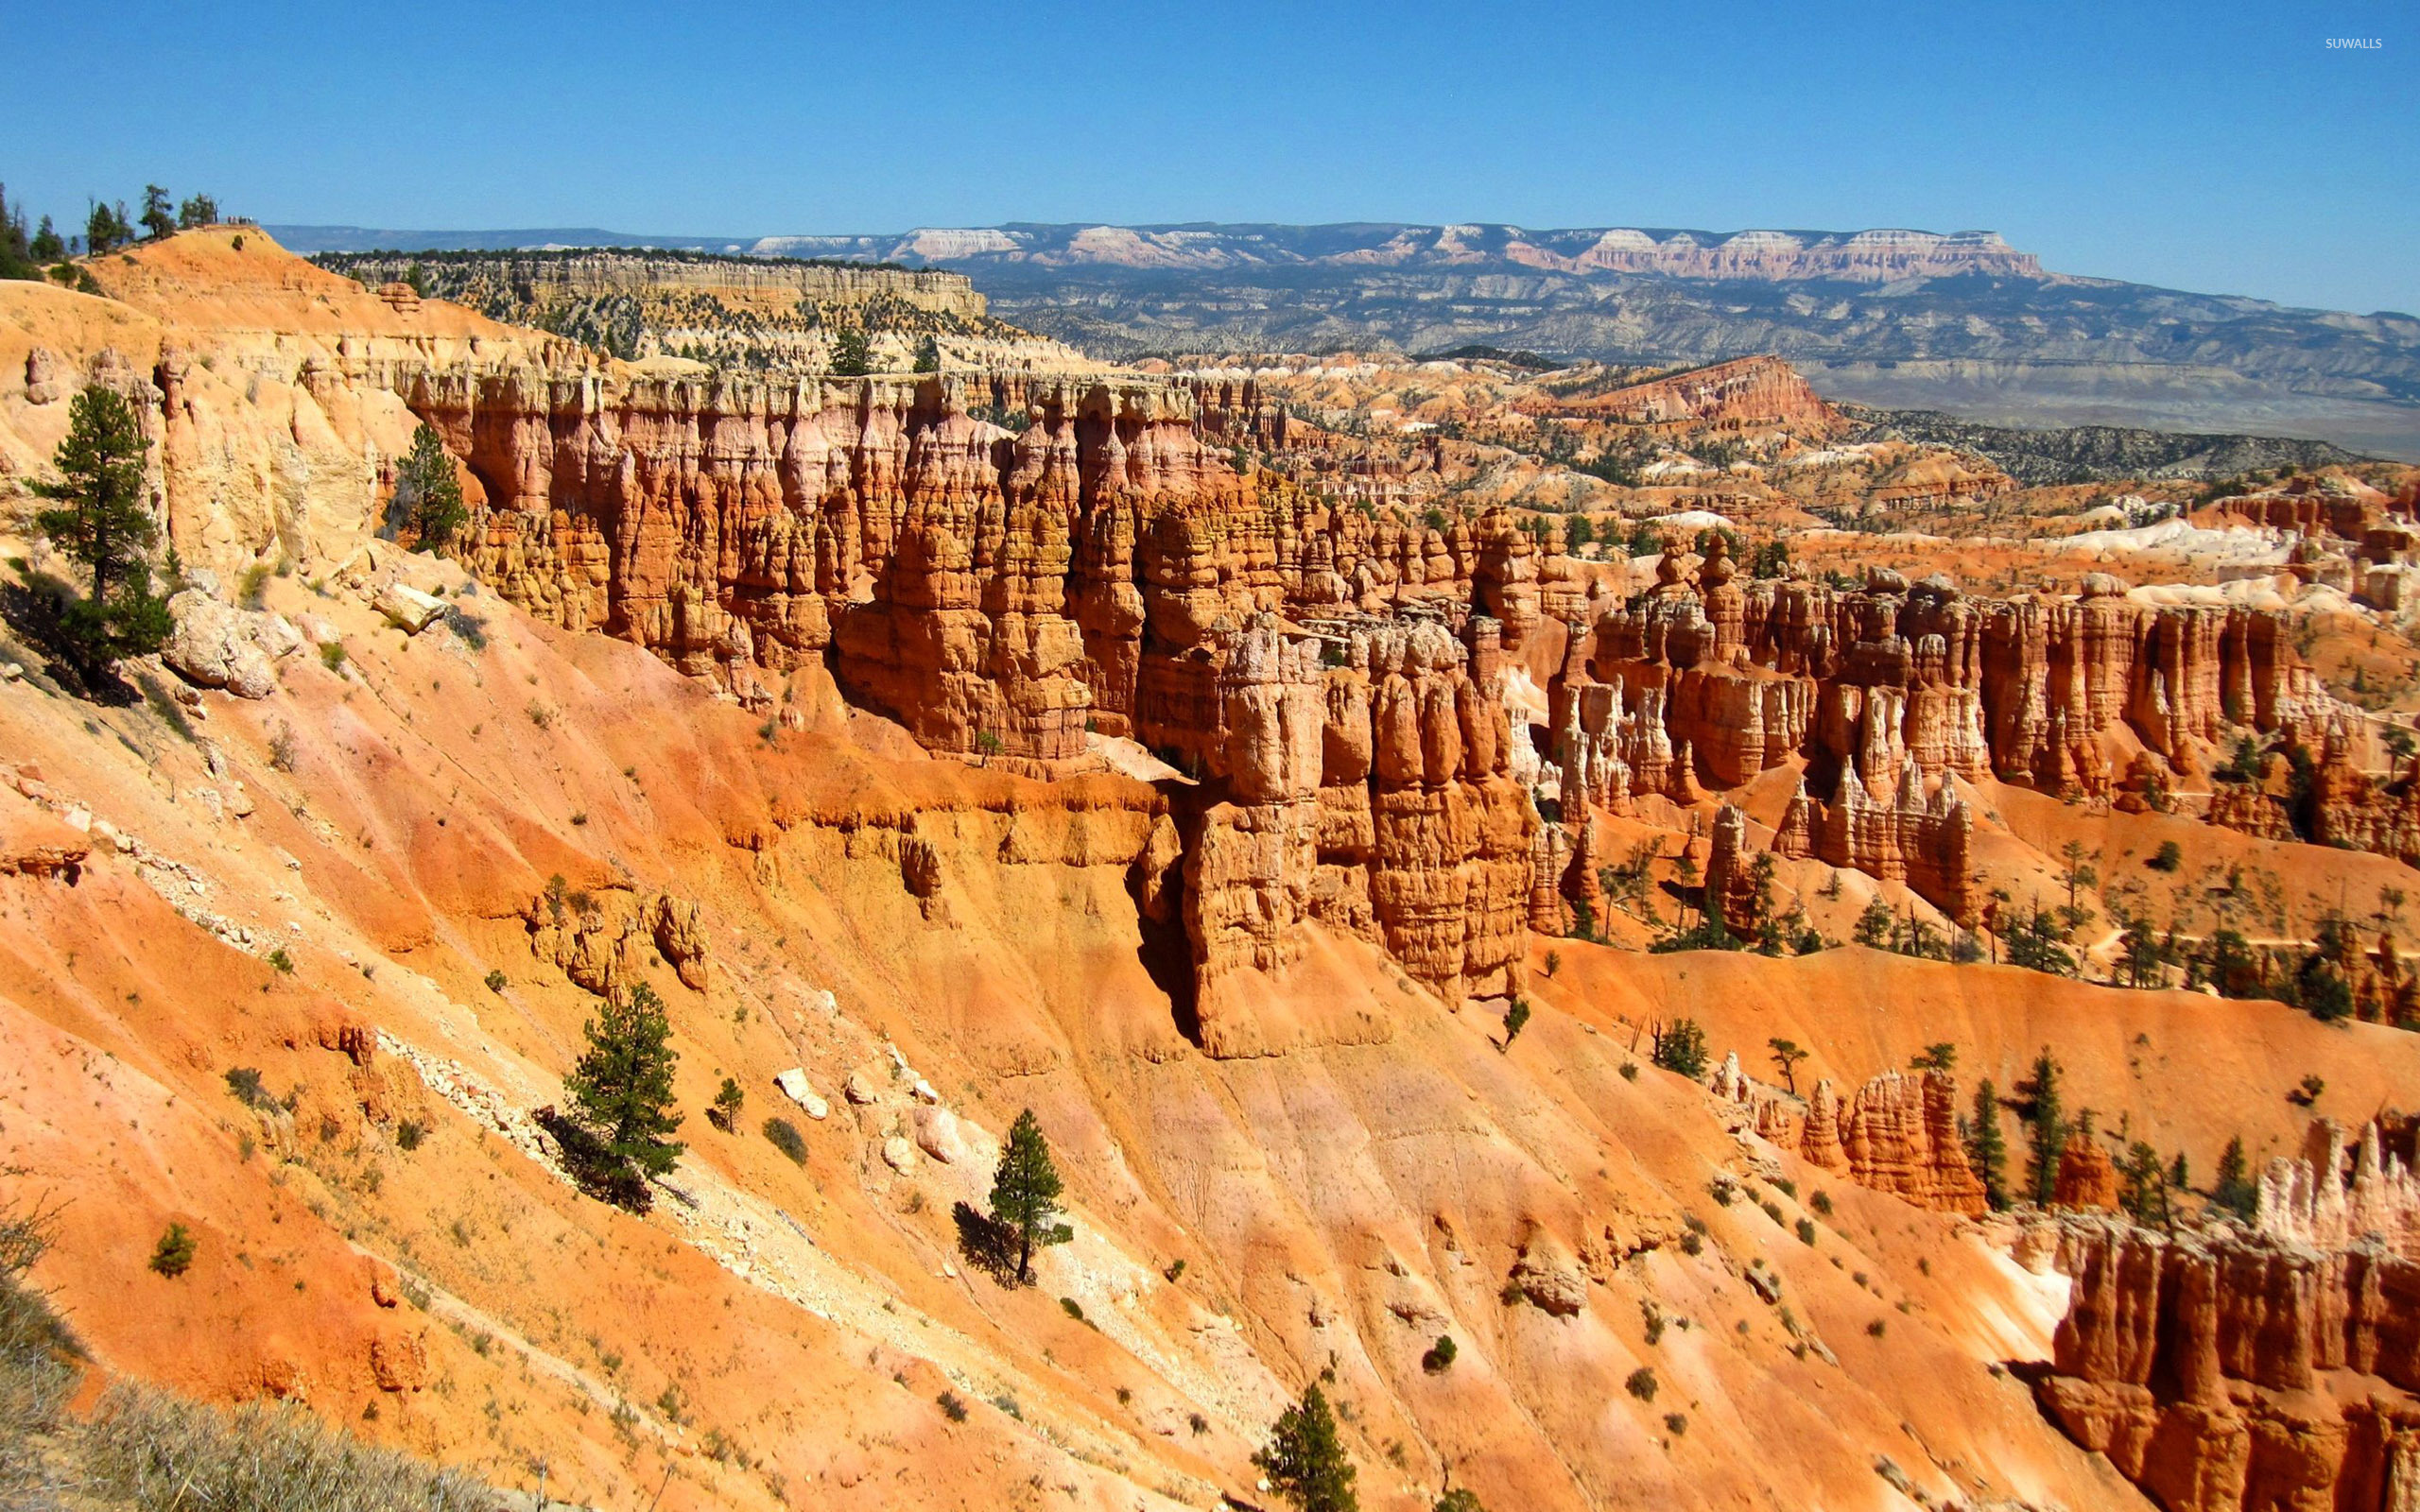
[1853,894,1893,948]
[2120,1141,2171,1228]
[177,193,219,230]
[1767,1038,1807,1093]
[86,199,133,256]
[989,1108,1071,1284]
[395,422,468,547]
[829,327,872,377]
[0,184,35,282]
[30,215,64,264]
[2211,1135,2257,1219]
[1651,1018,1708,1080]
[2024,1048,2066,1207]
[1253,1383,1358,1512]
[1966,1078,2010,1211]
[32,386,171,673]
[563,979,685,1207]
[139,185,175,241]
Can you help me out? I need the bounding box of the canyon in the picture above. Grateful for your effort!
[8,225,2420,1512]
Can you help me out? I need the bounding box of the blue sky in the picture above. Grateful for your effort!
[9,0,2412,312]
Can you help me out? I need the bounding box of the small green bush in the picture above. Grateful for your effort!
[763,1117,807,1164]
[1796,1218,1818,1246]
[482,970,505,993]
[318,642,346,673]
[149,1223,197,1279]
[1624,1366,1657,1402]
[395,1120,424,1152]
[1422,1334,1457,1373]
[937,1390,968,1422]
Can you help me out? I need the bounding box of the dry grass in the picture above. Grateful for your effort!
[1,1190,501,1512]
[78,1385,505,1511]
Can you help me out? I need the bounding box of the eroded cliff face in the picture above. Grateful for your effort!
[2037,1217,2420,1512]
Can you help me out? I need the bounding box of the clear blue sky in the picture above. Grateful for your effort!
[9,0,2413,312]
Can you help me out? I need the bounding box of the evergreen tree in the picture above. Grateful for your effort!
[563,979,685,1207]
[86,199,132,255]
[2120,1141,2171,1228]
[0,184,35,282]
[32,386,171,673]
[2024,1048,2067,1207]
[1853,894,1893,948]
[29,215,64,264]
[1966,1078,2010,1211]
[394,422,468,547]
[1767,1037,1807,1093]
[1651,1017,1708,1080]
[139,185,175,241]
[989,1108,1071,1284]
[913,335,940,372]
[1253,1383,1358,1512]
[2211,1135,2257,1220]
[1910,1041,1958,1074]
[829,327,873,377]
[177,193,219,230]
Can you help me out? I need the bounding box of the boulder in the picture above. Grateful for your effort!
[773,1068,828,1120]
[880,1135,917,1174]
[913,1105,972,1165]
[163,592,279,698]
[373,581,447,634]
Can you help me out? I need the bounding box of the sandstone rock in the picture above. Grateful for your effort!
[914,1105,972,1165]
[2054,1139,2121,1210]
[370,1330,428,1392]
[373,581,447,633]
[844,1071,879,1106]
[1507,1233,1587,1317]
[163,591,279,698]
[0,809,91,880]
[773,1069,828,1120]
[2037,1217,2420,1512]
[880,1134,917,1174]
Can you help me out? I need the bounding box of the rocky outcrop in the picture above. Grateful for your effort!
[1557,355,1844,438]
[2035,1218,2420,1512]
[2257,1118,2420,1260]
[2053,1139,2121,1211]
[1718,1062,1987,1216]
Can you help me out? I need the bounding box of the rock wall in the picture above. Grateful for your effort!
[2035,1217,2420,1512]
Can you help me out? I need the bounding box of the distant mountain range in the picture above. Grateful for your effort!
[266,221,2420,458]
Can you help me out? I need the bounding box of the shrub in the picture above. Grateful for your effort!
[319,641,347,673]
[1164,1258,1186,1282]
[1624,1366,1658,1402]
[937,1390,968,1422]
[482,970,506,993]
[1664,1413,1687,1435]
[224,1067,272,1110]
[2147,841,2183,872]
[394,1119,424,1152]
[762,1117,806,1164]
[1809,1191,1833,1217]
[267,947,294,974]
[1421,1334,1457,1373]
[1867,1319,1888,1338]
[1795,1218,1818,1246]
[149,1223,198,1279]
[1059,1297,1085,1322]
[1618,1061,1639,1081]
